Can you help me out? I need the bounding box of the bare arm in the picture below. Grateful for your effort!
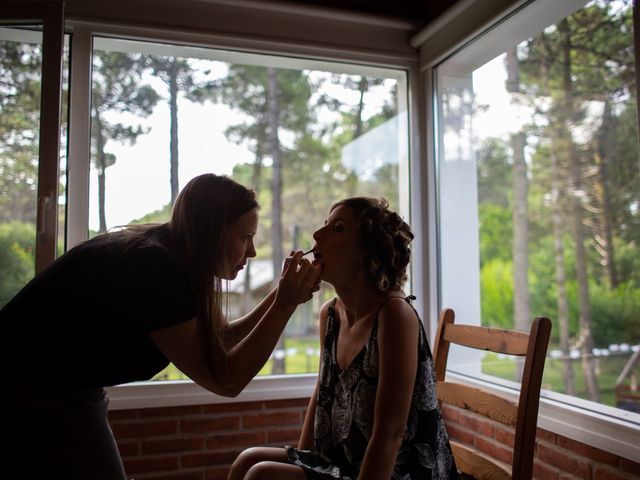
[298,301,331,450]
[223,288,277,348]
[358,298,419,480]
[298,382,319,450]
[150,252,320,397]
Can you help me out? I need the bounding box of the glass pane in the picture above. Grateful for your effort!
[0,27,42,308]
[436,0,640,414]
[0,26,70,308]
[90,37,409,380]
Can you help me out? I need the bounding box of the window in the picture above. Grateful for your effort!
[435,0,639,422]
[0,24,68,308]
[86,37,409,380]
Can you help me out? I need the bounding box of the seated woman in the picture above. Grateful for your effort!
[228,197,458,480]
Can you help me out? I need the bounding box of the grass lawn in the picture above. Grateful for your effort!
[153,336,321,381]
[153,338,636,411]
[481,352,634,407]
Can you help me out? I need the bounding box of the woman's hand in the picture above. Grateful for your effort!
[275,250,321,309]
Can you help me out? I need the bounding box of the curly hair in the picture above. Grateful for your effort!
[331,197,414,292]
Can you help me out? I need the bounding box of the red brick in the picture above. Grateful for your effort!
[181,416,241,433]
[142,437,205,454]
[593,466,637,480]
[206,431,266,450]
[181,450,239,468]
[205,466,231,480]
[266,398,310,409]
[108,409,139,421]
[557,437,619,466]
[537,443,591,479]
[203,401,263,414]
[537,428,557,444]
[493,425,515,448]
[457,411,493,437]
[243,411,301,428]
[267,428,301,445]
[123,456,179,474]
[533,459,560,480]
[137,472,204,480]
[112,419,179,438]
[139,405,203,418]
[619,457,640,475]
[440,404,460,423]
[117,441,140,457]
[474,435,512,465]
[559,474,583,480]
[535,438,557,460]
[445,423,474,444]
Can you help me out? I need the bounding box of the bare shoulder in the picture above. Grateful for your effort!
[378,296,419,332]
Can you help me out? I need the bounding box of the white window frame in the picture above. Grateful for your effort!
[64,13,422,409]
[59,0,640,464]
[416,0,640,464]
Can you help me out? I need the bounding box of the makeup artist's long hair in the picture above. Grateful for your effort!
[112,174,257,383]
[169,174,258,382]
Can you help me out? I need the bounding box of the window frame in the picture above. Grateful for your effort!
[57,0,640,464]
[418,0,640,463]
[65,13,424,409]
[1,1,65,272]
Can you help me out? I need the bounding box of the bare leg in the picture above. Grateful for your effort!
[228,447,305,480]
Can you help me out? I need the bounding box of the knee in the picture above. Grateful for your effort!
[227,448,267,480]
[244,462,275,480]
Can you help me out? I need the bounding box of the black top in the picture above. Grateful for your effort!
[0,228,196,387]
[286,296,458,479]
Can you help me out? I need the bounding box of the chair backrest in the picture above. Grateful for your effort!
[433,308,551,480]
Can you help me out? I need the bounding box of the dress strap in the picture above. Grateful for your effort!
[371,294,418,330]
[374,293,416,314]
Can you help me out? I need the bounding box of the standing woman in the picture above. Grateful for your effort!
[228,197,457,480]
[0,173,320,479]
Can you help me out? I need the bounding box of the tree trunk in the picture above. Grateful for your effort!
[242,153,264,315]
[169,59,180,206]
[96,115,107,233]
[594,100,618,289]
[551,140,575,395]
[268,67,285,375]
[540,31,575,396]
[506,48,530,381]
[560,19,600,402]
[355,76,367,139]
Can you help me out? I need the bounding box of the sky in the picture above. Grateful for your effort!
[89,68,398,231]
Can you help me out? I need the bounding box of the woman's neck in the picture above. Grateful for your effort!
[334,277,385,326]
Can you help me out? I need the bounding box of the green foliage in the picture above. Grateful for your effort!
[91,50,161,232]
[480,259,513,328]
[131,204,172,225]
[615,238,640,287]
[91,51,160,148]
[0,222,35,307]
[478,204,512,265]
[482,351,626,406]
[474,1,639,376]
[0,41,41,224]
[589,282,640,346]
[477,138,511,206]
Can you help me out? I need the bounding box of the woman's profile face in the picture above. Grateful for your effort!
[312,204,362,286]
[221,207,258,280]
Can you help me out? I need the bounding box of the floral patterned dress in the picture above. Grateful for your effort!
[286,296,458,480]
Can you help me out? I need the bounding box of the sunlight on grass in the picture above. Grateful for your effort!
[481,352,631,407]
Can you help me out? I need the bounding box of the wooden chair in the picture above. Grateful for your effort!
[433,308,552,480]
